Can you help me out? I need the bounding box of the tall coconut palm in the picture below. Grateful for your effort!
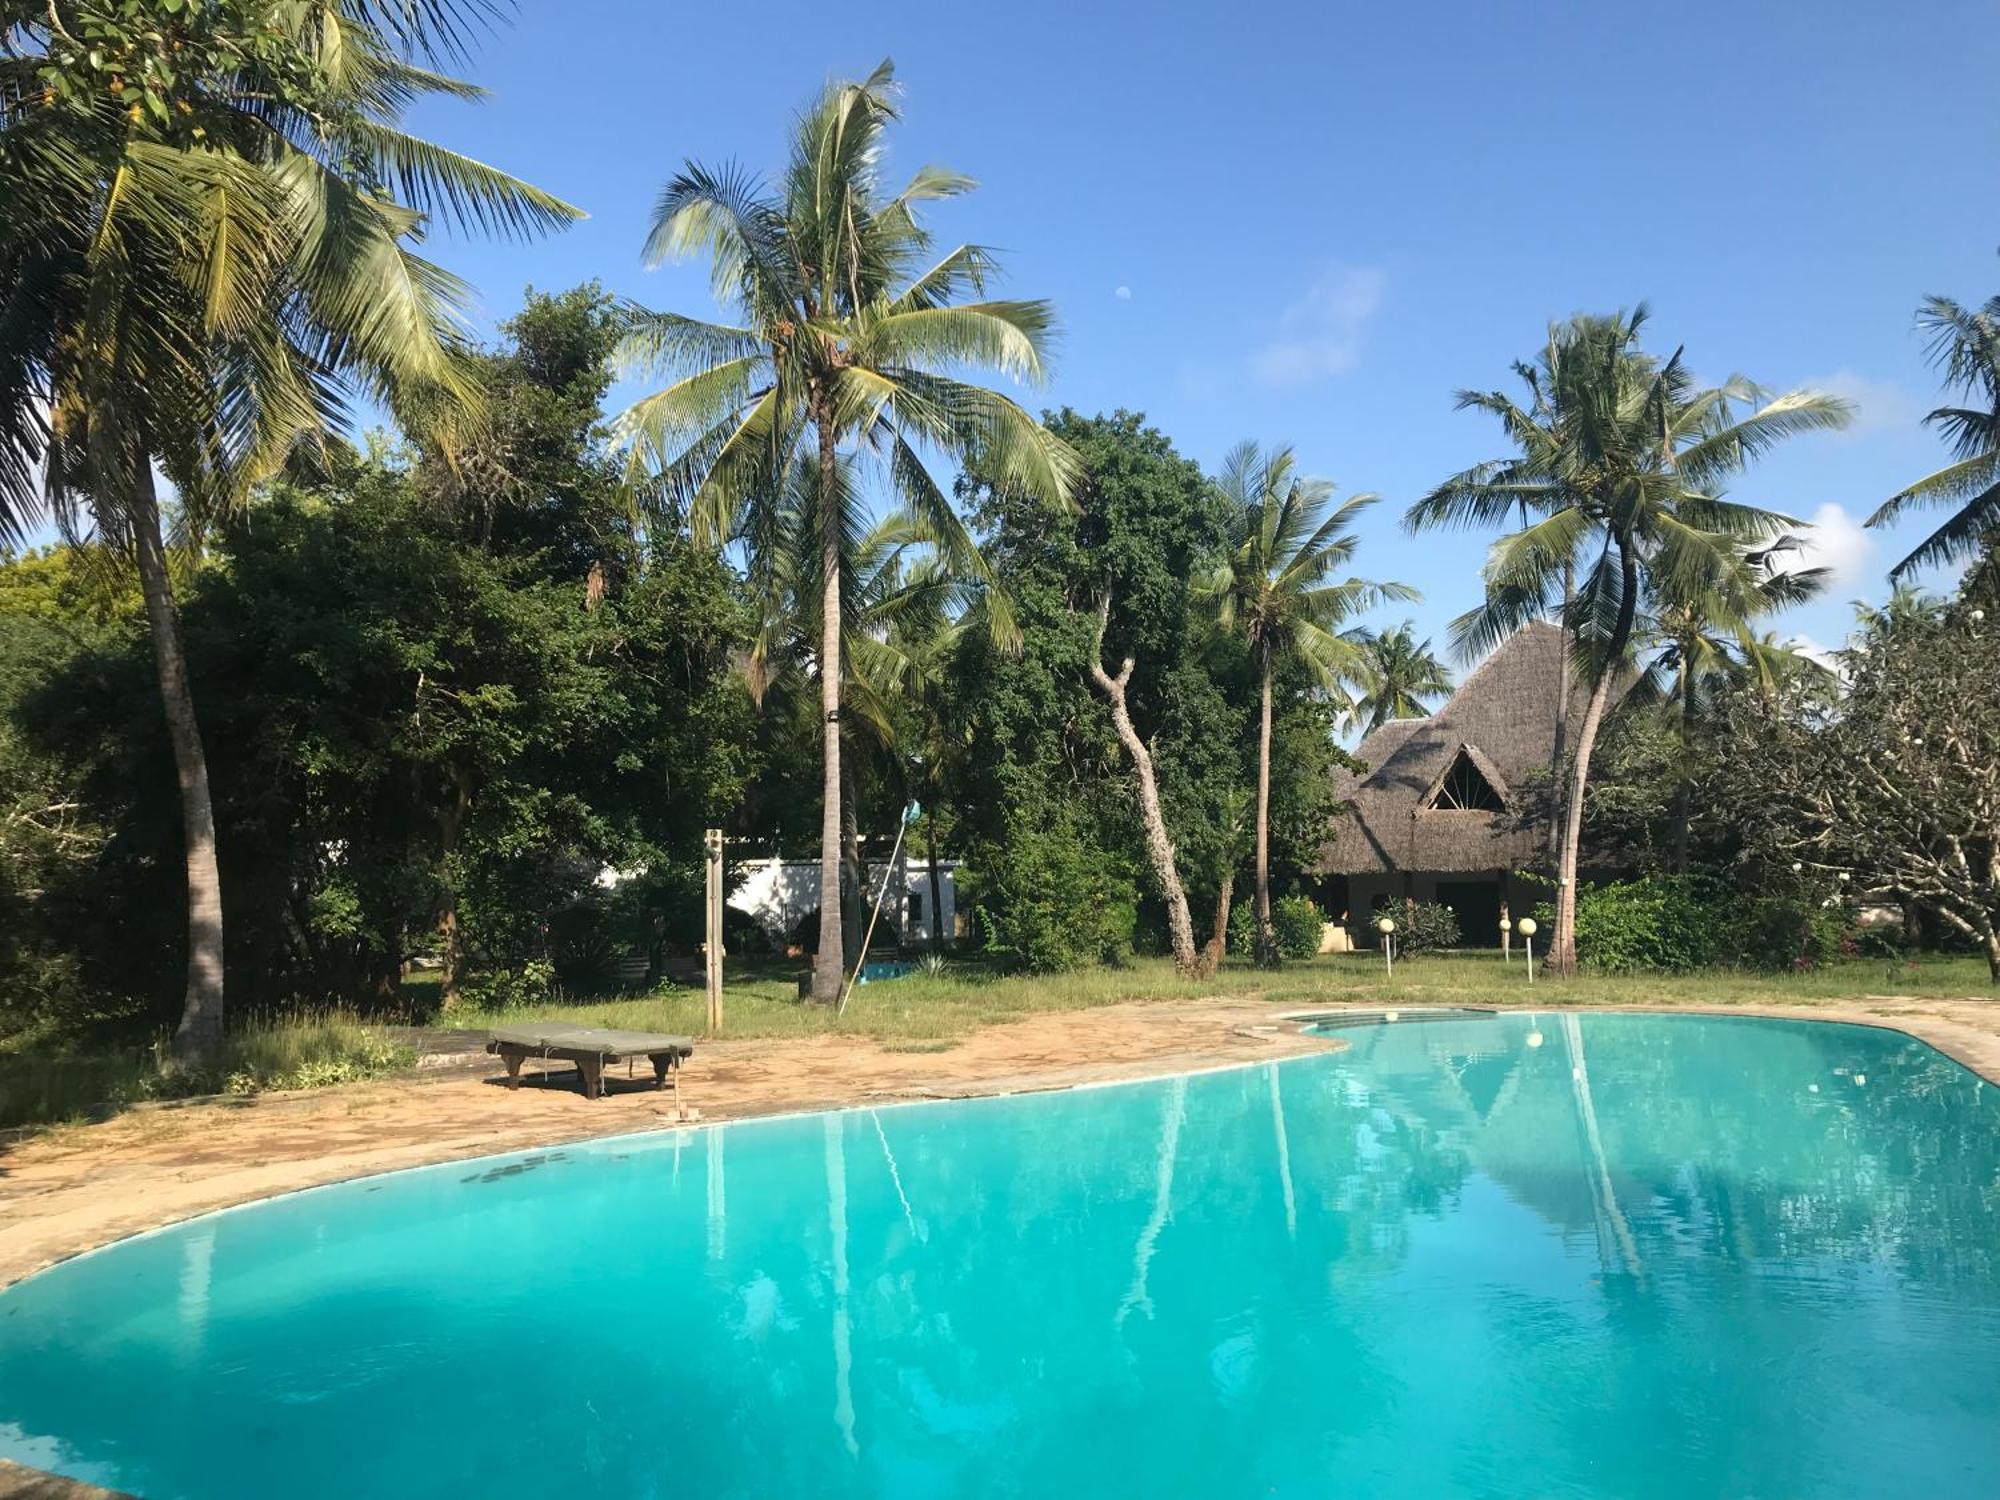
[1206,442,1415,966]
[1871,294,2000,577]
[0,0,580,1057]
[615,61,1076,1002]
[1348,623,1452,734]
[1409,309,1849,974]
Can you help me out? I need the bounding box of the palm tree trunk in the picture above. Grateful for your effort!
[1253,656,1277,968]
[130,458,226,1061]
[1669,652,1695,872]
[811,412,846,1004]
[841,757,864,961]
[925,812,948,954]
[1549,558,1574,851]
[437,770,469,1009]
[1551,545,1637,975]
[1088,596,1200,977]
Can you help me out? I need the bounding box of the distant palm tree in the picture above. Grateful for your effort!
[1348,623,1452,734]
[0,1,579,1056]
[1638,541,1831,867]
[1851,582,1942,642]
[1409,309,1849,973]
[616,60,1075,1002]
[1206,442,1415,966]
[1871,295,2000,577]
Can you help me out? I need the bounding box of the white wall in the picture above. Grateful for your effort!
[730,857,959,949]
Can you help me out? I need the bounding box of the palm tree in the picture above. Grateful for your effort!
[616,60,1075,1003]
[1348,623,1452,734]
[0,1,579,1056]
[1871,294,2000,577]
[1206,442,1414,966]
[1409,309,1849,973]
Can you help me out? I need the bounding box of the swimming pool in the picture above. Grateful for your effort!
[3,1013,1997,1498]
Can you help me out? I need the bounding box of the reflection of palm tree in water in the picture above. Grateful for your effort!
[1118,1078,1188,1326]
[1563,1014,1642,1276]
[825,1116,858,1456]
[1270,1064,1297,1239]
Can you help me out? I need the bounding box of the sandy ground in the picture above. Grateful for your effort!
[3,993,1998,1297]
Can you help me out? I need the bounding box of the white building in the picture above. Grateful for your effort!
[730,855,960,951]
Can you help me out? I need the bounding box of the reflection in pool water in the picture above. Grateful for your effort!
[2,1014,1998,1498]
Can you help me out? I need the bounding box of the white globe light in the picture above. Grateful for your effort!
[1517,917,1537,937]
[1499,917,1512,931]
[1377,917,1396,935]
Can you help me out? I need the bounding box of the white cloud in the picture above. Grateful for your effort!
[1797,370,1924,437]
[1789,501,1874,589]
[1114,285,1132,301]
[1252,265,1386,386]
[1786,633,1844,674]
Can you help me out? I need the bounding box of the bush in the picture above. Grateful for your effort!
[1225,895,1323,960]
[1399,901,1461,954]
[1574,875,1725,972]
[960,811,1138,972]
[459,959,556,1013]
[1726,893,1852,971]
[1272,895,1324,959]
[1573,874,1856,972]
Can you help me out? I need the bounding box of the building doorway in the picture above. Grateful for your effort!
[1436,879,1502,949]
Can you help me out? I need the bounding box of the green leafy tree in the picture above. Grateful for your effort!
[1871,293,2000,577]
[951,411,1240,972]
[1348,622,1452,734]
[0,0,579,1055]
[1409,308,1849,973]
[1205,441,1413,966]
[1724,578,2000,981]
[1637,540,1830,868]
[615,59,1075,1001]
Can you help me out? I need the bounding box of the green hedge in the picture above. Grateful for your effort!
[1574,874,1854,972]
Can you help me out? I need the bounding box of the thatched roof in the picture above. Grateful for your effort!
[1319,620,1593,876]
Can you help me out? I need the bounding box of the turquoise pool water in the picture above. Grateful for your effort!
[3,1013,1999,1498]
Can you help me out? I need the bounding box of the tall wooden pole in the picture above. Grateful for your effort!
[704,828,724,1032]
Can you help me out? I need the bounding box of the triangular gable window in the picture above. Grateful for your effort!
[1426,748,1504,811]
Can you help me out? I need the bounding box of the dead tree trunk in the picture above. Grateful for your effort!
[1087,595,1201,978]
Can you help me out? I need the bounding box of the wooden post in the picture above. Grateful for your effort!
[704,828,724,1032]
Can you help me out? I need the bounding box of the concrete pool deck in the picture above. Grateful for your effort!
[3,992,1998,1296]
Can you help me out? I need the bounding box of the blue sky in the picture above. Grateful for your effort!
[363,1,1998,665]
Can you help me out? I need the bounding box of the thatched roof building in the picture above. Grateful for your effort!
[1317,621,1598,944]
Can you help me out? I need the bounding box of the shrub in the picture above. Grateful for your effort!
[1726,893,1851,971]
[1226,895,1323,960]
[960,812,1138,972]
[459,959,556,1013]
[1398,901,1461,954]
[1573,874,1857,972]
[1573,875,1725,972]
[1272,895,1325,959]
